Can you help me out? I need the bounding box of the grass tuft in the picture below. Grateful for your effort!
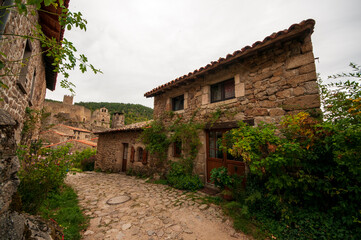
[39,185,87,240]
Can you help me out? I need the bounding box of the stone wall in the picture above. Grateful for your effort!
[0,6,47,143]
[150,31,320,182]
[153,35,319,125]
[92,107,111,127]
[43,100,92,124]
[95,131,148,172]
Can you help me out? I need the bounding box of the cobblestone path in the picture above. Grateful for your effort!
[66,172,249,240]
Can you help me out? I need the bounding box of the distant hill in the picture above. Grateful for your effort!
[74,102,153,125]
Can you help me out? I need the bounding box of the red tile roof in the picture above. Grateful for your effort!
[40,129,71,136]
[56,124,92,133]
[95,120,153,134]
[43,139,97,148]
[144,19,315,98]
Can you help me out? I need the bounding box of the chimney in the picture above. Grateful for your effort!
[111,112,125,128]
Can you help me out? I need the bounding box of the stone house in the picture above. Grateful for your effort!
[95,19,320,183]
[51,124,92,140]
[95,120,151,172]
[0,1,72,238]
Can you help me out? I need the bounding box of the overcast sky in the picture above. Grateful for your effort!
[45,0,361,108]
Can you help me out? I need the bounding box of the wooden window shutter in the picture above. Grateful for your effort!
[142,149,148,165]
[130,146,135,163]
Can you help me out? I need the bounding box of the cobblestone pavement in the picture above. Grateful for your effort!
[66,172,250,240]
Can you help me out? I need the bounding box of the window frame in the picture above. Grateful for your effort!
[17,39,32,94]
[210,78,235,103]
[172,94,184,111]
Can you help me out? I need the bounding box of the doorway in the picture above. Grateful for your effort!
[206,129,245,182]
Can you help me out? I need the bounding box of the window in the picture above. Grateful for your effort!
[137,147,143,162]
[210,78,235,103]
[172,95,184,111]
[17,39,32,94]
[123,143,129,160]
[173,141,182,157]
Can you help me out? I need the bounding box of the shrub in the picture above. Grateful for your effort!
[167,162,203,191]
[17,142,72,214]
[80,155,95,171]
[71,148,96,169]
[210,166,233,190]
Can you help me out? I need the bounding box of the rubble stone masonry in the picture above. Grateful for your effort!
[0,7,47,142]
[153,35,319,125]
[152,32,320,180]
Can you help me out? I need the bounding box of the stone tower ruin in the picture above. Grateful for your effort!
[111,112,125,128]
[63,95,73,105]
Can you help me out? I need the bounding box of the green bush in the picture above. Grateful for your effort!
[17,142,72,214]
[210,166,233,190]
[39,185,87,240]
[80,155,95,171]
[70,148,96,170]
[167,162,203,191]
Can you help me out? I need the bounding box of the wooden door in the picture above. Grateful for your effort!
[206,129,245,182]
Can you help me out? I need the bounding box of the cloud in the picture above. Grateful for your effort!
[46,0,361,108]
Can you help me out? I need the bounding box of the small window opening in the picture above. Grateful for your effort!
[172,95,184,111]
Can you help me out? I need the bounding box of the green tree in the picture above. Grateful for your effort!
[319,62,361,125]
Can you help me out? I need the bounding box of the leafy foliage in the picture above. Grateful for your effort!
[140,120,170,166]
[39,185,87,240]
[319,62,361,126]
[167,162,204,191]
[74,101,153,125]
[17,141,72,213]
[210,166,233,190]
[71,148,96,171]
[220,63,361,239]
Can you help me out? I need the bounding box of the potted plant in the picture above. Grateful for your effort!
[210,166,234,200]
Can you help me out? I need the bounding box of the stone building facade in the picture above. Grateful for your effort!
[0,1,71,238]
[95,19,320,183]
[92,107,111,127]
[95,121,151,172]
